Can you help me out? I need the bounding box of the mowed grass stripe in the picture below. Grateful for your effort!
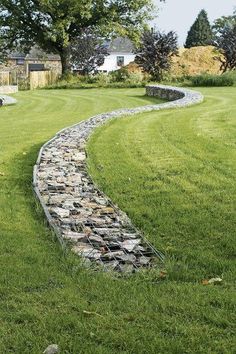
[0,87,235,353]
[88,87,235,279]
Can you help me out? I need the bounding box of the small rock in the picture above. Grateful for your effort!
[93,197,108,206]
[50,207,70,219]
[43,344,59,354]
[139,256,151,266]
[101,250,124,260]
[117,254,136,263]
[62,231,87,243]
[72,244,94,257]
[100,207,115,215]
[88,235,105,245]
[121,239,141,252]
[87,249,102,260]
[122,233,139,240]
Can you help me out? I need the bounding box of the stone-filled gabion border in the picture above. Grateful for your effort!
[33,85,203,273]
[0,94,17,106]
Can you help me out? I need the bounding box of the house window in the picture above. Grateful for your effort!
[117,56,124,67]
[16,59,25,65]
[28,63,45,72]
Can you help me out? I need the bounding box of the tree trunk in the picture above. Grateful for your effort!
[60,46,71,76]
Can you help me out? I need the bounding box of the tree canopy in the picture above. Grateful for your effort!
[212,9,236,38]
[71,29,109,74]
[135,29,178,81]
[213,10,236,72]
[185,9,213,48]
[0,0,163,74]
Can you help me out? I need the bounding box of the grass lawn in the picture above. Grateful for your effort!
[0,87,235,353]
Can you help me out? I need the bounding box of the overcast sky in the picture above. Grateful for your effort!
[152,0,236,46]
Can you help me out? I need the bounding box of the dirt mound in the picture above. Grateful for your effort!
[170,46,222,77]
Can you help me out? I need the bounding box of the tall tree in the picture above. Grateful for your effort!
[185,9,213,48]
[212,9,236,38]
[135,29,178,81]
[215,23,236,72]
[0,0,162,75]
[213,10,236,72]
[71,29,109,74]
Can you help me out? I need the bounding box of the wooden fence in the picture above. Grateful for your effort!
[0,72,10,86]
[29,70,59,90]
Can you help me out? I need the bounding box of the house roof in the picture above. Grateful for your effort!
[8,38,134,61]
[109,37,134,54]
[9,46,61,61]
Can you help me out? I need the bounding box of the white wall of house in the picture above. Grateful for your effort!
[98,52,136,72]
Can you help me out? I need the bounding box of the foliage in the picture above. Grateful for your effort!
[0,28,7,62]
[212,10,236,38]
[213,10,236,72]
[189,73,234,87]
[110,65,146,82]
[45,64,147,89]
[0,0,159,75]
[135,29,178,81]
[71,29,109,74]
[185,9,213,48]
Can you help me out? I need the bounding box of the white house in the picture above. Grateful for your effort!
[97,37,135,73]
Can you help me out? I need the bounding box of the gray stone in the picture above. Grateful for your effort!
[43,344,59,354]
[121,239,141,252]
[50,207,70,219]
[62,231,87,243]
[117,253,136,263]
[139,256,151,266]
[101,251,125,260]
[88,235,105,245]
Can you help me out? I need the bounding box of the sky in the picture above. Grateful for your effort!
[152,0,236,46]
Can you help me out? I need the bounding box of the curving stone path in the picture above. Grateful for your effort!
[0,94,17,106]
[33,85,203,273]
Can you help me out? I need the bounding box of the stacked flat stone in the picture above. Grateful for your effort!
[33,85,203,273]
[0,94,17,106]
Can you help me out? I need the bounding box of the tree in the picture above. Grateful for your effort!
[0,0,162,76]
[212,9,236,38]
[135,29,178,81]
[215,24,236,72]
[70,29,108,74]
[185,9,213,48]
[212,10,236,72]
[213,16,236,38]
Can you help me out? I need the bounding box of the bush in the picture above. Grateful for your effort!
[45,66,147,89]
[18,77,30,91]
[190,73,234,87]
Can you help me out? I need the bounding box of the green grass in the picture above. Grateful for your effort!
[0,87,235,353]
[88,87,236,353]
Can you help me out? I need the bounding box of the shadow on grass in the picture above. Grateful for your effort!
[128,94,167,105]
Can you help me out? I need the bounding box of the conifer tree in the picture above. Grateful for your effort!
[185,10,213,48]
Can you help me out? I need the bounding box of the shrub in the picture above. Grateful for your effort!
[93,73,111,85]
[190,73,234,86]
[45,66,147,89]
[110,67,130,82]
[18,77,30,90]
